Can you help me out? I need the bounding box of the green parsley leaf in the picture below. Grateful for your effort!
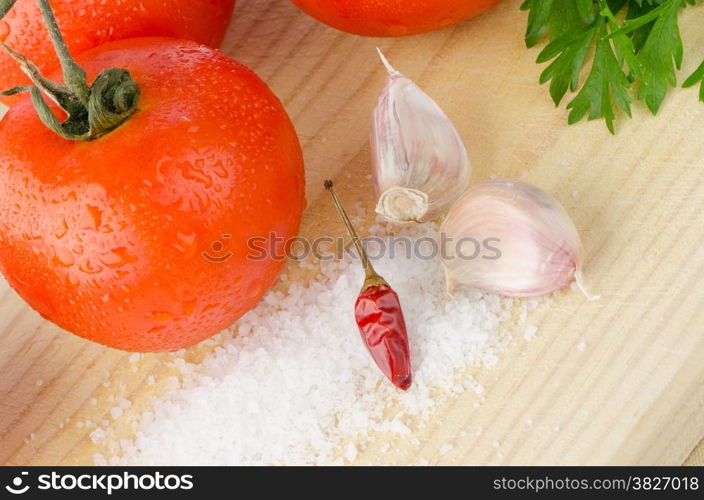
[683,60,704,101]
[521,0,555,48]
[522,0,703,132]
[623,0,666,52]
[631,0,684,113]
[566,18,632,133]
[537,25,595,106]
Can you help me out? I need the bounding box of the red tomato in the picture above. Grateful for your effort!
[0,0,236,105]
[0,38,305,352]
[290,0,501,37]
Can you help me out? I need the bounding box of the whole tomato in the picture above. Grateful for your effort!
[290,0,501,37]
[0,0,236,105]
[0,38,305,352]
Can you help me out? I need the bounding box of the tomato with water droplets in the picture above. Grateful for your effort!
[290,0,501,37]
[0,0,236,105]
[0,38,306,352]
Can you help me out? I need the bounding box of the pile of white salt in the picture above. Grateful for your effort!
[98,220,541,465]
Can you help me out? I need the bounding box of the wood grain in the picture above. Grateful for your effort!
[685,439,704,466]
[1,0,703,465]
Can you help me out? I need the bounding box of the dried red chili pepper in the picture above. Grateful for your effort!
[325,180,412,390]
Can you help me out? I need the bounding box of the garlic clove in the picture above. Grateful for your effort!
[371,49,471,223]
[440,179,599,300]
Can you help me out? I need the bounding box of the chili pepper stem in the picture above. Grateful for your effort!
[324,180,388,290]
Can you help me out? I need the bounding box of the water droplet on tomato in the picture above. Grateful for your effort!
[81,204,103,230]
[183,300,197,317]
[212,160,228,179]
[0,22,10,42]
[247,281,263,298]
[79,260,103,275]
[386,22,410,36]
[173,231,198,259]
[150,311,172,322]
[148,324,167,335]
[53,218,69,239]
[100,247,138,268]
[202,303,218,313]
[52,246,75,267]
[179,160,213,188]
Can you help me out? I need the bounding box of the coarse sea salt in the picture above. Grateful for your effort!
[107,219,537,465]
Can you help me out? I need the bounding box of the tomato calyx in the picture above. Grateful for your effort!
[0,0,140,140]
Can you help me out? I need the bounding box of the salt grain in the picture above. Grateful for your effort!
[524,325,538,341]
[109,221,535,465]
[90,429,107,444]
[345,443,358,462]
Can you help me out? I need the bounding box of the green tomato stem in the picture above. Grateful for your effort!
[0,0,17,19]
[36,0,90,106]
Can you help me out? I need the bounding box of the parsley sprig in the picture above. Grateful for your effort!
[521,0,702,133]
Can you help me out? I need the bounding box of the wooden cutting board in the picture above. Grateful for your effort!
[1,0,703,465]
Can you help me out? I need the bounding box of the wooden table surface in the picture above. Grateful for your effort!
[1,0,703,465]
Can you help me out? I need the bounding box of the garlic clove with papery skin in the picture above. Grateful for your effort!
[371,49,471,223]
[440,179,599,300]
